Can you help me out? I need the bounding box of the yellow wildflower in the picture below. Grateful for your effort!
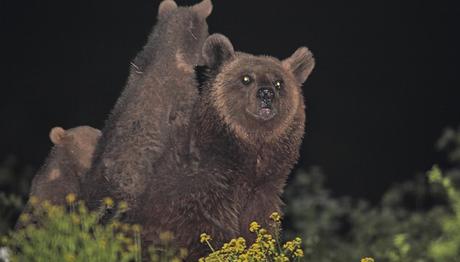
[102,197,114,208]
[258,228,268,235]
[294,237,302,245]
[238,253,249,261]
[361,258,375,262]
[200,233,211,243]
[269,212,281,222]
[283,241,296,252]
[235,237,246,252]
[65,193,77,204]
[118,201,128,211]
[249,221,260,232]
[294,248,304,257]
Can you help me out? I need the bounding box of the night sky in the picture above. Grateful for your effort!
[1,0,459,201]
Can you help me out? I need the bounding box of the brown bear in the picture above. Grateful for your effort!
[16,126,101,228]
[81,0,213,215]
[197,34,315,242]
[135,34,315,260]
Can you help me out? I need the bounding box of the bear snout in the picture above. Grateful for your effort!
[256,87,275,108]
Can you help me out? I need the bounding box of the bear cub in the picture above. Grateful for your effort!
[16,126,101,229]
[81,0,213,214]
[29,126,101,204]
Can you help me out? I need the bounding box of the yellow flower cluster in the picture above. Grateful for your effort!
[103,197,114,208]
[283,237,302,252]
[249,221,261,232]
[199,212,305,262]
[269,212,281,222]
[65,193,77,204]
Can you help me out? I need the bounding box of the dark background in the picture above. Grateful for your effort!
[1,0,459,202]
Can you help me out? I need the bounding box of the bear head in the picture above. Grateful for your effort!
[157,0,213,55]
[131,0,213,74]
[197,34,315,145]
[49,126,101,170]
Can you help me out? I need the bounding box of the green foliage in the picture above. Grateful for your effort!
[4,197,141,262]
[427,165,460,261]
[283,126,460,262]
[2,197,190,262]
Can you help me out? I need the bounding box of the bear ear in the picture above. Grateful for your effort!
[158,0,177,17]
[192,0,213,19]
[202,34,235,69]
[49,127,66,145]
[282,47,315,84]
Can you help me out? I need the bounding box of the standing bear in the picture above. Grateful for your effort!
[81,0,213,220]
[136,34,314,260]
[195,33,315,242]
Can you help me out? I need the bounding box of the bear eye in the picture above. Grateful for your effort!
[242,75,253,85]
[274,80,283,90]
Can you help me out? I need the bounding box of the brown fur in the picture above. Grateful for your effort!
[16,126,101,229]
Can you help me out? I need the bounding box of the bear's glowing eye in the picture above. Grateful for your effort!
[274,80,283,90]
[242,75,253,85]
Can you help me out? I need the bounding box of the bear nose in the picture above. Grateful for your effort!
[257,87,275,101]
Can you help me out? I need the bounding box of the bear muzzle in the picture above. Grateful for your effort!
[251,87,277,121]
